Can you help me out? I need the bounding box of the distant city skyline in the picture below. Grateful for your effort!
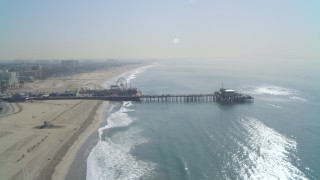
[0,0,319,60]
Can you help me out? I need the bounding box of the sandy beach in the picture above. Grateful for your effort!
[0,64,142,180]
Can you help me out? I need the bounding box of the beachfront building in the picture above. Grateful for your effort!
[0,70,19,90]
[61,60,79,71]
[20,65,43,81]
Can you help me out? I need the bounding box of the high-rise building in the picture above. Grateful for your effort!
[61,60,79,71]
[0,70,19,90]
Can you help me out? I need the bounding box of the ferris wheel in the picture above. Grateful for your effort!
[116,78,127,89]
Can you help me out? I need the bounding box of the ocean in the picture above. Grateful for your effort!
[85,59,320,180]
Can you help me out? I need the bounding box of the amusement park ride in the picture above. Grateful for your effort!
[93,78,141,97]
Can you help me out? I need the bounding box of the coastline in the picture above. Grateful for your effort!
[50,64,146,180]
[50,101,108,180]
[64,102,113,180]
[0,64,145,180]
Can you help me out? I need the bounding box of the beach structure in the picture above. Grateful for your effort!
[19,65,43,81]
[140,81,253,103]
[61,60,79,71]
[0,70,19,90]
[214,88,254,103]
[1,78,253,103]
[93,78,140,97]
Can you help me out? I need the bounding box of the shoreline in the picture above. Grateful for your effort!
[51,64,148,179]
[39,100,104,180]
[51,101,111,180]
[65,102,113,180]
[0,64,146,180]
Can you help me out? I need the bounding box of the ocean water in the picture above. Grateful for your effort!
[86,59,320,180]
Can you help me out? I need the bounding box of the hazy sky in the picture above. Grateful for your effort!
[0,0,319,60]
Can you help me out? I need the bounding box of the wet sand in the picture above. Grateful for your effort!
[64,102,111,180]
[0,64,142,180]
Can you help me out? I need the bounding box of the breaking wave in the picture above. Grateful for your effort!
[103,64,155,88]
[267,103,281,109]
[87,101,155,180]
[126,64,156,83]
[289,96,307,102]
[241,84,307,102]
[87,64,156,180]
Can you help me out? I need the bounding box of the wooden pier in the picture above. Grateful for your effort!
[29,94,217,102]
[2,84,253,104]
[1,77,254,104]
[140,94,217,102]
[31,96,141,102]
[2,93,253,104]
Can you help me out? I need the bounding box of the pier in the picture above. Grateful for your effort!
[1,78,254,104]
[2,93,253,104]
[2,92,253,103]
[140,94,217,102]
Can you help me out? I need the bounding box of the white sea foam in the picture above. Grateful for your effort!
[241,84,307,102]
[102,63,155,88]
[183,160,191,180]
[267,103,281,109]
[122,101,134,108]
[230,117,307,180]
[289,96,307,102]
[243,84,297,96]
[88,101,155,180]
[98,102,133,139]
[126,64,155,83]
[87,127,155,180]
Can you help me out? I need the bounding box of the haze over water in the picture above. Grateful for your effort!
[87,59,320,180]
[1,1,319,179]
[1,1,319,60]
